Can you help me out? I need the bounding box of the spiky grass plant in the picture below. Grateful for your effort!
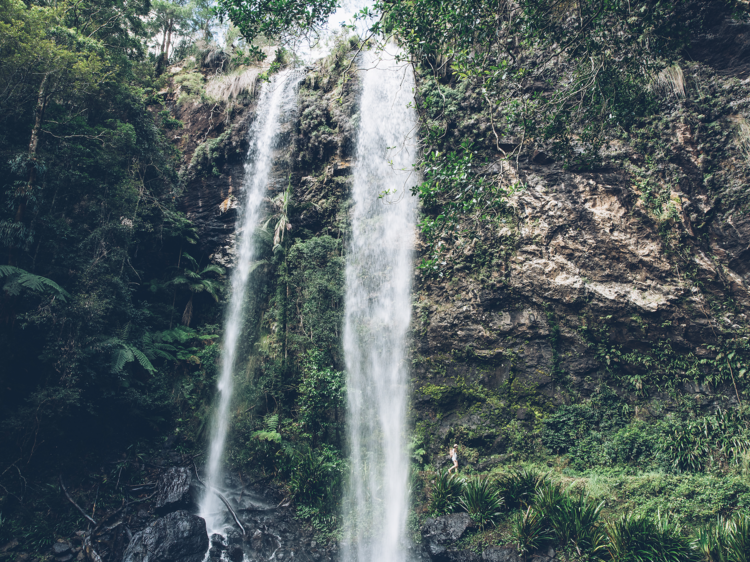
[537,482,606,558]
[497,468,546,510]
[695,513,750,562]
[511,505,554,557]
[458,477,504,529]
[429,469,464,515]
[695,518,730,562]
[606,511,693,562]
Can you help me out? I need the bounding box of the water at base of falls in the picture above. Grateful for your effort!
[342,47,419,562]
[200,69,301,534]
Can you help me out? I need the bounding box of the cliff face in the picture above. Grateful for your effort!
[174,17,750,465]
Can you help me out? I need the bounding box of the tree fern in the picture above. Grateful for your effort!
[0,265,69,301]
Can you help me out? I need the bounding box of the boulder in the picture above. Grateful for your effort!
[51,543,71,556]
[421,513,472,560]
[122,511,208,562]
[155,467,196,514]
[482,547,521,562]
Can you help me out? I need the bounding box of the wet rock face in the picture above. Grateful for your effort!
[421,513,473,559]
[155,467,195,514]
[122,511,208,562]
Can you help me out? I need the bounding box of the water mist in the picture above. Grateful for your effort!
[200,70,300,533]
[342,48,419,562]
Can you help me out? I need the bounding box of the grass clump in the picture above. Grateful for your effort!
[459,477,504,529]
[429,469,464,515]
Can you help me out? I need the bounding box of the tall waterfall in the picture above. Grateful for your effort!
[200,70,300,533]
[342,48,419,562]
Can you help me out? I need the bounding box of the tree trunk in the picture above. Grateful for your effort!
[10,73,48,265]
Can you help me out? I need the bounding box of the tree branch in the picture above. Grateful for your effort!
[60,474,98,526]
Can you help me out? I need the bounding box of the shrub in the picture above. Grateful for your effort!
[606,512,693,562]
[498,468,546,510]
[429,470,464,515]
[695,513,750,562]
[459,477,504,529]
[551,493,607,558]
[511,506,554,556]
[284,444,345,512]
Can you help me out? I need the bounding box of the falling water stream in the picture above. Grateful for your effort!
[200,69,301,533]
[342,48,419,562]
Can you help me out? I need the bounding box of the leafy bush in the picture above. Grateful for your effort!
[606,512,693,562]
[551,493,607,558]
[511,506,554,557]
[498,468,546,510]
[284,444,345,512]
[664,410,750,474]
[429,470,464,515]
[694,513,750,562]
[459,477,504,529]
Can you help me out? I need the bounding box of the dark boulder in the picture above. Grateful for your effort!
[421,513,472,560]
[51,543,71,556]
[482,547,521,562]
[122,511,208,562]
[155,467,197,514]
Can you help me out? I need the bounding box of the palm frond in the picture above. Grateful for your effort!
[0,265,70,301]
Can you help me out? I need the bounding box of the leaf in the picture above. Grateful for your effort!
[132,348,156,373]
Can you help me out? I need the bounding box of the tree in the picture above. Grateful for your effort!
[150,0,194,73]
[168,253,225,327]
[215,0,339,59]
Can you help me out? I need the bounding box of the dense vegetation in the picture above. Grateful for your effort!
[2,0,750,559]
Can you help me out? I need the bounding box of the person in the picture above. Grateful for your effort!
[448,443,459,474]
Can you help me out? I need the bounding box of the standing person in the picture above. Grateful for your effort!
[448,443,459,474]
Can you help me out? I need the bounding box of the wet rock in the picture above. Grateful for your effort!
[421,513,472,559]
[227,546,244,562]
[482,548,520,562]
[122,510,208,562]
[51,543,71,556]
[155,467,195,514]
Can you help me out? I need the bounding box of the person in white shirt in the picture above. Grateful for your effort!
[448,444,459,474]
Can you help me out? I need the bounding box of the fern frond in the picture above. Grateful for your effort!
[181,252,199,269]
[265,413,279,431]
[112,347,133,373]
[249,260,267,274]
[132,348,156,373]
[0,265,69,301]
[200,264,225,276]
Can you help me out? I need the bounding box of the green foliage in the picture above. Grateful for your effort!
[0,265,69,301]
[511,505,554,557]
[283,444,345,513]
[429,470,464,515]
[413,140,522,276]
[695,513,750,562]
[544,487,607,557]
[297,349,345,441]
[605,512,694,562]
[216,0,338,59]
[459,476,504,529]
[497,467,545,510]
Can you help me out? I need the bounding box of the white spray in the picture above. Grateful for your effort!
[200,70,300,533]
[342,47,419,562]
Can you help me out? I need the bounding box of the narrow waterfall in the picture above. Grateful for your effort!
[200,70,300,533]
[342,48,419,562]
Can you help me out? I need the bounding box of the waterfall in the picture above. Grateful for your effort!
[200,69,300,533]
[342,48,419,562]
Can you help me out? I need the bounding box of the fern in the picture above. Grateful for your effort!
[132,348,156,373]
[112,347,134,373]
[0,265,70,301]
[265,413,279,431]
[253,413,281,442]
